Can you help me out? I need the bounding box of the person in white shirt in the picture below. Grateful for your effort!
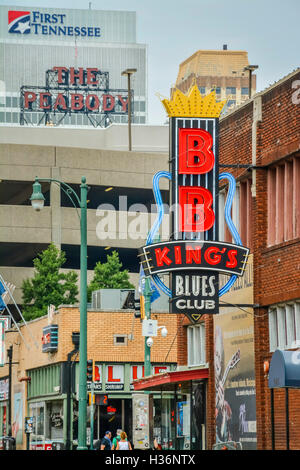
[116,431,132,450]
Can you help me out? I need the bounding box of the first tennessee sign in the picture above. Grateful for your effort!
[8,10,101,37]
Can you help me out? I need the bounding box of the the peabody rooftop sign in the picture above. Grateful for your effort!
[138,85,250,322]
[20,66,131,127]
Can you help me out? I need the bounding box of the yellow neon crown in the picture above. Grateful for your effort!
[161,84,226,118]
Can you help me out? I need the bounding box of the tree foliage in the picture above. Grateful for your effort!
[88,250,134,301]
[22,243,78,320]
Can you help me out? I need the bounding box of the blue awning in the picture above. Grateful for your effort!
[268,349,300,388]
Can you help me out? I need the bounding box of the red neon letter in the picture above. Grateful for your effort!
[226,249,238,268]
[174,245,182,265]
[178,128,215,175]
[24,91,37,108]
[204,247,226,265]
[186,245,201,264]
[179,186,215,232]
[155,247,172,267]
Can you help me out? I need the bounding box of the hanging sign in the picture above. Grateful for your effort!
[42,324,58,353]
[138,85,250,322]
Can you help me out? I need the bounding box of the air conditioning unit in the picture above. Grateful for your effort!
[91,289,135,310]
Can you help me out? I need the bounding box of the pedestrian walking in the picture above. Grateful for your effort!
[111,429,122,450]
[115,431,132,450]
[100,430,112,450]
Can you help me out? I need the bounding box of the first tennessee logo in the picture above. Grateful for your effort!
[8,11,31,34]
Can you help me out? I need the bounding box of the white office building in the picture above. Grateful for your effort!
[0,5,147,127]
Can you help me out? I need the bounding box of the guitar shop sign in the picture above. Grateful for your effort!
[138,86,250,322]
[21,67,130,115]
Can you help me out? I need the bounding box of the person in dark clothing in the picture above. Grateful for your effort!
[100,431,112,450]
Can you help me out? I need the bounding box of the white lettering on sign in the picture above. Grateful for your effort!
[175,299,215,310]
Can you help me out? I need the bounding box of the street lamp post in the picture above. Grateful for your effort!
[143,277,152,377]
[121,68,137,151]
[30,176,88,450]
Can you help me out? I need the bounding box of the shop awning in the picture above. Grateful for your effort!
[133,367,209,391]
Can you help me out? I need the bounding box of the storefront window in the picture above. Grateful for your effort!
[29,402,45,447]
[191,381,206,450]
[176,383,191,450]
[46,401,64,441]
[150,381,206,450]
[161,391,176,449]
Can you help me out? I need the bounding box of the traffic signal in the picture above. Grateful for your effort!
[87,359,93,382]
[134,296,145,319]
[134,298,141,318]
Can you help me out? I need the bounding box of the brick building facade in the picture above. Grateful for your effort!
[0,305,178,450]
[215,68,299,449]
[172,67,300,450]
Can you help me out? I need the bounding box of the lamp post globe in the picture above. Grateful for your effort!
[30,178,45,211]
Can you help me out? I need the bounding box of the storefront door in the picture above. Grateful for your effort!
[94,398,132,442]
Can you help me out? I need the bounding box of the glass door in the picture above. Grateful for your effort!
[175,383,191,450]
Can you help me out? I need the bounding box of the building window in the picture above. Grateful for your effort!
[215,87,221,95]
[269,302,300,351]
[219,180,253,250]
[239,179,253,250]
[267,158,300,246]
[187,323,206,366]
[199,87,206,94]
[227,100,236,108]
[241,87,249,95]
[113,334,128,346]
[226,87,236,95]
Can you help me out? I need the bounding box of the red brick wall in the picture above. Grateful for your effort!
[217,70,300,450]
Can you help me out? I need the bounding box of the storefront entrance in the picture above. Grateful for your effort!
[152,381,206,450]
[92,398,132,442]
[133,367,208,450]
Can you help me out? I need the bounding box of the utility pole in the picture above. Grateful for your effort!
[121,68,137,151]
[7,345,13,437]
[144,278,152,377]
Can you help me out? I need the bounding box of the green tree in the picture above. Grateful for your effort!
[22,243,78,321]
[88,250,134,301]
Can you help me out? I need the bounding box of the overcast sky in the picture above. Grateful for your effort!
[1,0,299,124]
